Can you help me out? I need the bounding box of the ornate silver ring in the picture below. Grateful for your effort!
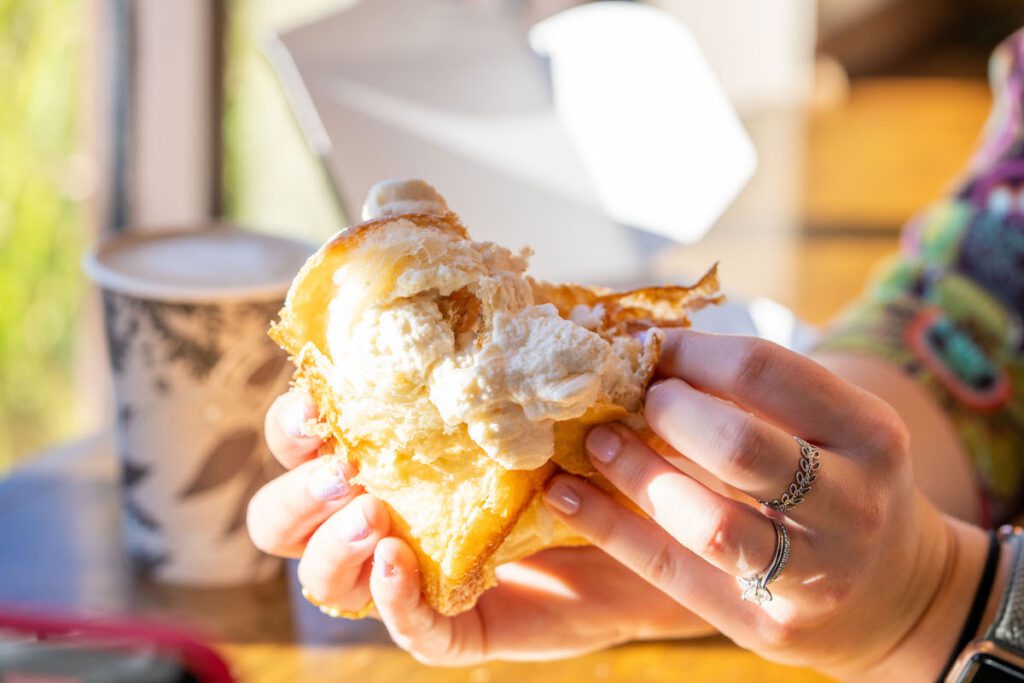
[759,436,821,513]
[737,517,790,606]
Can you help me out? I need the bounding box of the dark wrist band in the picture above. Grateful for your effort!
[939,530,1002,682]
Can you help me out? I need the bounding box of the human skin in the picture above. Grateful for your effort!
[544,329,1000,681]
[249,389,716,663]
[816,352,981,525]
[247,329,997,678]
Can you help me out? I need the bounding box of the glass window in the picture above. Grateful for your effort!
[221,0,347,243]
[0,0,88,472]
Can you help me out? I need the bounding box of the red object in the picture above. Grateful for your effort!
[0,605,235,683]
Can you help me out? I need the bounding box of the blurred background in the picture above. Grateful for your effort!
[3,0,1024,474]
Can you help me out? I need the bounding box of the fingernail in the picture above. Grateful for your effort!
[307,460,348,501]
[376,559,397,579]
[283,396,316,439]
[587,426,623,464]
[544,480,581,515]
[340,504,371,542]
[646,379,673,402]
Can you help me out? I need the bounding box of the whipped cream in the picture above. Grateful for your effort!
[362,179,449,220]
[430,303,636,469]
[325,219,638,470]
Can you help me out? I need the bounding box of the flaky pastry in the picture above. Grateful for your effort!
[270,179,722,615]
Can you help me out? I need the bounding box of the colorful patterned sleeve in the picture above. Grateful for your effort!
[816,30,1024,526]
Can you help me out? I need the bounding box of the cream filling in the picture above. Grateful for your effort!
[429,303,634,469]
[325,224,638,470]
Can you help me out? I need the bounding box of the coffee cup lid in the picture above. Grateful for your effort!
[84,225,315,303]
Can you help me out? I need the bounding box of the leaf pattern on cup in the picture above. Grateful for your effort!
[117,403,134,427]
[134,549,170,573]
[122,458,150,488]
[140,301,221,380]
[179,429,260,499]
[153,376,170,394]
[224,465,267,538]
[101,284,289,581]
[102,292,133,374]
[245,353,288,389]
[103,292,281,382]
[124,495,160,532]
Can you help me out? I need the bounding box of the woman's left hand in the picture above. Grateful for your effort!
[545,329,989,682]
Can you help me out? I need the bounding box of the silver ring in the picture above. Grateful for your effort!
[737,517,790,606]
[758,436,821,513]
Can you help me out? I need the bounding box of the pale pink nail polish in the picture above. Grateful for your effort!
[283,397,315,439]
[587,426,622,464]
[544,481,581,515]
[341,505,370,542]
[306,460,348,501]
[376,559,397,578]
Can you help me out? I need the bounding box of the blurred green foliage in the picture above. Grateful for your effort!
[0,0,84,471]
[0,0,342,472]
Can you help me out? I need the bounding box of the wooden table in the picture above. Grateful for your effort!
[0,437,830,682]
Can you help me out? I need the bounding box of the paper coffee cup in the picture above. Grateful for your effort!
[85,226,314,586]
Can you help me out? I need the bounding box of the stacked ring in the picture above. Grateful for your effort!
[737,434,821,606]
[758,436,821,513]
[737,517,790,606]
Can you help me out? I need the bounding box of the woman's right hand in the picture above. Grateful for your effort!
[247,389,387,614]
[247,389,714,664]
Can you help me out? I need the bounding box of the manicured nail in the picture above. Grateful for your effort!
[340,504,370,542]
[646,379,673,402]
[544,480,581,515]
[283,396,316,438]
[376,559,397,579]
[631,328,650,344]
[587,426,623,464]
[306,459,348,501]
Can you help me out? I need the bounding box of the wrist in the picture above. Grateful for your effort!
[854,515,996,682]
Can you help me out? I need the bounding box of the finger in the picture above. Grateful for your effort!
[542,474,753,633]
[296,495,389,613]
[247,455,360,558]
[370,538,482,666]
[644,379,821,503]
[265,389,323,469]
[585,424,776,577]
[656,328,894,451]
[474,547,716,658]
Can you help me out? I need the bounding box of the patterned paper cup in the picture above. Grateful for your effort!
[85,226,314,586]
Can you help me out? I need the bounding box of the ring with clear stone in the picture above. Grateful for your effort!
[737,517,790,606]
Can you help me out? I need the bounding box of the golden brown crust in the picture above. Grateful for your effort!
[290,341,553,616]
[271,207,721,616]
[269,212,469,357]
[531,264,723,334]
